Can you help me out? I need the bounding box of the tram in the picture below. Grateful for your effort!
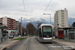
[35,24,53,42]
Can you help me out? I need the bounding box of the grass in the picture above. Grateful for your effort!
[13,37,27,41]
[53,38,58,40]
[53,38,56,40]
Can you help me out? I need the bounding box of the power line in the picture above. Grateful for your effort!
[44,0,52,12]
[41,0,52,17]
[22,0,27,16]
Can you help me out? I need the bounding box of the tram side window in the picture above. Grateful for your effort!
[36,29,39,36]
[39,28,42,37]
[37,29,39,36]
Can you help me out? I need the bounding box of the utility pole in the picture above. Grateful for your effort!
[50,14,51,24]
[21,17,22,37]
[43,13,51,24]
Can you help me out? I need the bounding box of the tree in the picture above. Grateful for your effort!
[26,23,36,36]
[37,23,42,28]
[22,27,26,36]
[72,22,75,27]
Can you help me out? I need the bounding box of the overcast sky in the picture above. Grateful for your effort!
[0,0,75,21]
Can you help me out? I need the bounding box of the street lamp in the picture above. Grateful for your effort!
[43,13,51,24]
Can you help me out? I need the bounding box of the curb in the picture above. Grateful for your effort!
[2,40,20,50]
[53,40,67,46]
[53,40,75,50]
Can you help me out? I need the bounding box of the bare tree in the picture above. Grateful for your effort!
[22,27,26,36]
[72,22,75,27]
[37,23,42,28]
[26,23,36,36]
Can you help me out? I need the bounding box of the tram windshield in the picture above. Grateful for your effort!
[42,26,52,37]
[43,26,52,32]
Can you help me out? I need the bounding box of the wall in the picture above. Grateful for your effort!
[7,30,17,36]
[2,17,7,26]
[0,29,2,42]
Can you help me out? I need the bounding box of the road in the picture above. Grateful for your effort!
[6,37,72,50]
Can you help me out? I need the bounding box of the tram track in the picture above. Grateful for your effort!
[12,37,31,50]
[13,39,27,50]
[6,37,31,50]
[32,38,64,50]
[43,42,63,50]
[6,39,27,50]
[26,37,50,50]
[42,41,72,50]
[6,37,72,50]
[26,38,31,50]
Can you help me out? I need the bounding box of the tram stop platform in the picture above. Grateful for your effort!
[0,37,20,50]
[53,39,75,50]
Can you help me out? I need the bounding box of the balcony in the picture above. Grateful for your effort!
[0,20,2,23]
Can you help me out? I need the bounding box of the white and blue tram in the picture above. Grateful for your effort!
[35,24,53,42]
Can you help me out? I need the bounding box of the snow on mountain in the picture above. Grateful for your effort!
[68,17,75,25]
[20,18,54,28]
[18,17,73,28]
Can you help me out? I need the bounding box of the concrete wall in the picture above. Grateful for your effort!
[2,17,7,26]
[64,9,68,27]
[0,29,2,42]
[58,10,61,27]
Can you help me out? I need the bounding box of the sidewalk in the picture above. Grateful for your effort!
[53,39,75,50]
[0,37,20,50]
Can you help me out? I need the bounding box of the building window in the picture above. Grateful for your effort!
[62,22,64,24]
[61,20,64,22]
[62,25,64,27]
[61,10,64,12]
[61,18,64,19]
[61,13,64,14]
[61,14,64,17]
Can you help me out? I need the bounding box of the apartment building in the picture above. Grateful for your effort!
[0,18,2,25]
[1,17,16,30]
[19,22,21,35]
[0,16,22,36]
[54,8,68,29]
[0,17,17,36]
[16,21,19,34]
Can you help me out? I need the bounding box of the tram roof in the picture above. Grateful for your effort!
[39,24,53,28]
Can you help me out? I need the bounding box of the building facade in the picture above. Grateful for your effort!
[16,21,19,34]
[0,17,17,36]
[19,22,21,35]
[0,17,16,30]
[0,18,2,25]
[0,16,22,36]
[54,8,68,29]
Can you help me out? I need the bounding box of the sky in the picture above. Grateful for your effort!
[0,0,75,22]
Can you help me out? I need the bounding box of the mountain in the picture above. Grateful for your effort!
[68,18,75,25]
[19,17,74,28]
[20,18,54,28]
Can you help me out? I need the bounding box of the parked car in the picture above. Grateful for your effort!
[9,35,14,39]
[18,35,21,38]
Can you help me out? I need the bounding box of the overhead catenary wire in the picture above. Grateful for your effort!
[21,0,27,36]
[41,0,52,17]
[22,0,52,18]
[22,0,27,17]
[44,0,52,12]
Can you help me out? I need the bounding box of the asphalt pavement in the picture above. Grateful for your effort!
[6,37,72,50]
